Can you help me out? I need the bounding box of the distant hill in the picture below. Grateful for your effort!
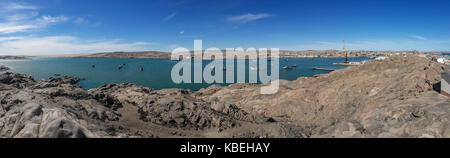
[73,51,171,59]
[0,56,30,60]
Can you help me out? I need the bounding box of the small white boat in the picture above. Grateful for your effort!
[283,66,293,70]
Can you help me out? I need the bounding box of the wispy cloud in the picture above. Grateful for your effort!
[0,15,68,34]
[0,36,152,55]
[164,12,177,21]
[0,25,36,34]
[0,2,148,55]
[226,13,272,23]
[74,17,85,24]
[72,16,101,27]
[0,36,25,42]
[0,2,68,34]
[37,15,69,24]
[410,35,427,40]
[1,2,38,11]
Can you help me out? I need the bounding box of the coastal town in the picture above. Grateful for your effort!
[279,50,450,64]
[56,50,449,64]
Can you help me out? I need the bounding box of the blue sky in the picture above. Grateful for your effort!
[1,0,450,55]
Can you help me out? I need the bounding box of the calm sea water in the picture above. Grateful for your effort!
[1,57,369,90]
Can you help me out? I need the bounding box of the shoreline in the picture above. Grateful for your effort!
[20,50,447,60]
[21,55,373,61]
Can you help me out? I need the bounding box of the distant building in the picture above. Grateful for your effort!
[442,71,450,97]
[375,56,388,60]
[436,57,446,64]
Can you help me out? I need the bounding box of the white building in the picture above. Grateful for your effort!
[375,56,388,60]
[437,58,446,64]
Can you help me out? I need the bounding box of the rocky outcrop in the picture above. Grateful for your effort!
[0,72,287,138]
[0,66,9,71]
[0,55,449,138]
[89,84,271,130]
[0,72,35,89]
[0,74,123,138]
[316,92,450,138]
[196,55,450,138]
[3,102,94,138]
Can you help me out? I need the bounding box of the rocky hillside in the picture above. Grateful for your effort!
[196,55,450,138]
[0,55,449,138]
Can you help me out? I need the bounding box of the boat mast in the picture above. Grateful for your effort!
[343,40,349,64]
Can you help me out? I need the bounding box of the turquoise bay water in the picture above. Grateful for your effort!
[1,57,369,90]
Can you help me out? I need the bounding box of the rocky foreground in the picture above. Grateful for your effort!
[0,66,9,71]
[0,56,449,138]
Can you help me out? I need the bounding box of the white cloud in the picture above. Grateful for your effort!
[164,12,177,21]
[0,36,152,55]
[72,17,101,27]
[0,36,26,42]
[0,15,68,34]
[410,35,427,40]
[179,30,185,35]
[0,25,36,34]
[74,17,85,24]
[226,13,272,23]
[0,2,68,34]
[1,3,38,11]
[0,2,145,55]
[37,16,69,24]
[4,12,39,21]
